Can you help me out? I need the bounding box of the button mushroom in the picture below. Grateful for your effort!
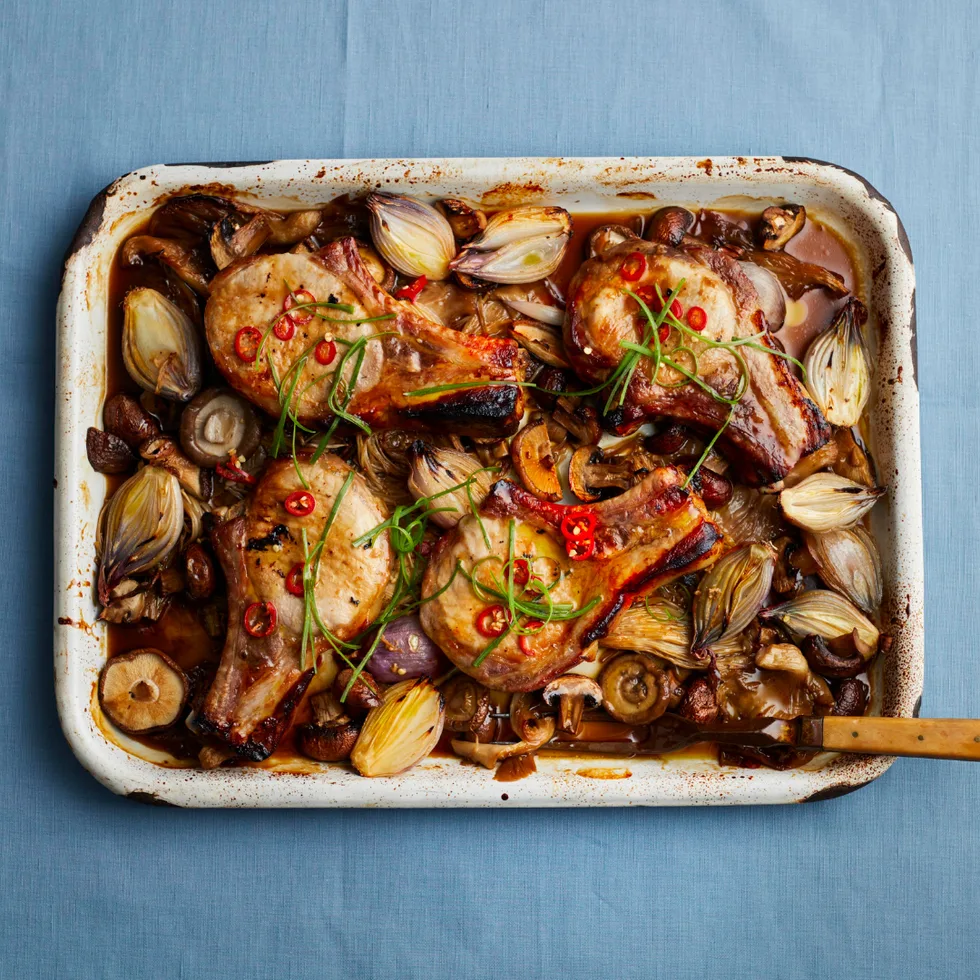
[510,418,562,502]
[586,223,640,258]
[568,445,634,502]
[298,722,361,762]
[758,204,806,251]
[645,206,696,247]
[98,648,188,734]
[335,668,384,716]
[541,675,602,735]
[451,691,556,769]
[599,652,672,724]
[442,675,492,733]
[103,393,162,448]
[179,387,261,468]
[86,427,137,474]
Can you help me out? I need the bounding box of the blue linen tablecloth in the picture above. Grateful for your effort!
[1,1,977,976]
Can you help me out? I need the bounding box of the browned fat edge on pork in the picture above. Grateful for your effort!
[197,517,312,761]
[389,382,524,438]
[579,522,723,648]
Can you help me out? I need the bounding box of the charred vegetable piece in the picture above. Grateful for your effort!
[437,198,488,240]
[98,648,188,734]
[406,442,494,528]
[180,387,261,468]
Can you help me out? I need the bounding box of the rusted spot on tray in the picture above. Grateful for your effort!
[64,180,116,267]
[480,181,547,207]
[800,780,869,803]
[126,791,179,807]
[164,161,274,169]
[697,158,714,176]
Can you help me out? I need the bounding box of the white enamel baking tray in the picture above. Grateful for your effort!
[55,157,921,807]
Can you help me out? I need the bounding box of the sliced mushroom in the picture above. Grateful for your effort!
[541,675,602,735]
[209,214,272,270]
[646,207,696,247]
[800,634,865,679]
[779,440,840,489]
[121,236,213,295]
[758,204,806,251]
[86,427,137,474]
[510,321,570,367]
[442,675,492,733]
[586,223,639,258]
[298,721,361,762]
[179,388,261,468]
[437,198,488,240]
[140,437,213,500]
[104,393,161,448]
[98,648,188,734]
[747,250,847,300]
[511,419,562,502]
[551,404,601,445]
[451,691,556,769]
[599,652,672,724]
[568,445,633,502]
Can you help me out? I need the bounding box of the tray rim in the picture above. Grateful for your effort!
[54,155,921,807]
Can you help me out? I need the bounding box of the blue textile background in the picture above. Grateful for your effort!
[1,0,977,977]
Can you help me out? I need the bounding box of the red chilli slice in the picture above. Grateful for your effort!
[283,289,316,325]
[511,558,531,587]
[395,275,427,303]
[566,536,596,561]
[243,601,277,637]
[560,513,596,541]
[216,461,257,485]
[620,252,646,283]
[687,306,707,331]
[475,605,509,638]
[273,315,296,341]
[315,339,337,365]
[285,564,306,596]
[234,326,262,363]
[284,489,316,517]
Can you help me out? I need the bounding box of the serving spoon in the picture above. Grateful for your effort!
[527,714,980,760]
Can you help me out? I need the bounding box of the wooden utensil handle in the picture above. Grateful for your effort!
[821,717,980,760]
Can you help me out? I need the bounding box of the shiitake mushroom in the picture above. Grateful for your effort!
[179,388,261,468]
[98,648,188,734]
[86,427,137,474]
[335,668,383,716]
[511,419,562,501]
[645,207,695,247]
[103,393,161,448]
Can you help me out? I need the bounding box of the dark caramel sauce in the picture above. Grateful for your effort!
[102,198,861,770]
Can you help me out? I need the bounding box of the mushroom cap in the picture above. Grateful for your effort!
[541,674,603,707]
[98,648,188,734]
